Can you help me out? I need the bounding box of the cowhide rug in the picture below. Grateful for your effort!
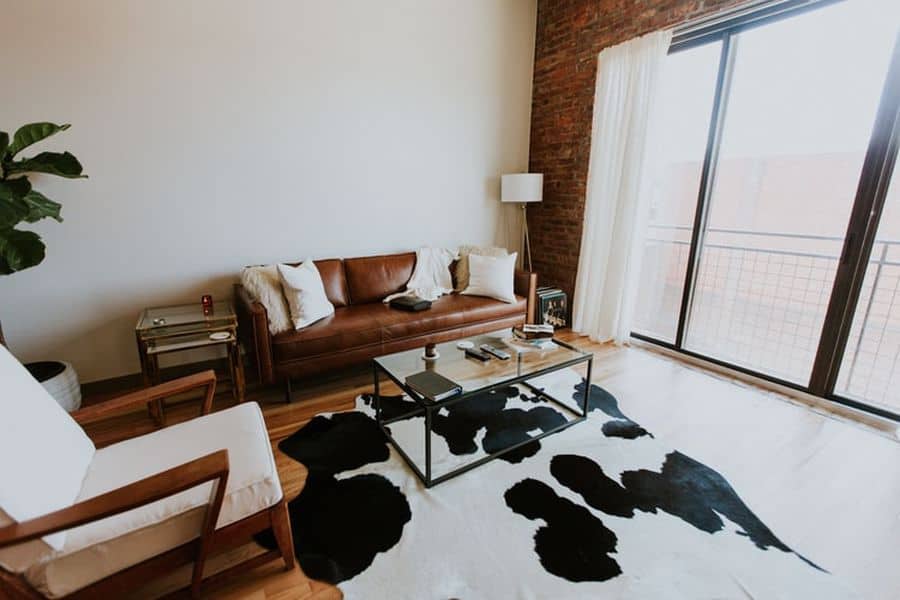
[257,369,857,599]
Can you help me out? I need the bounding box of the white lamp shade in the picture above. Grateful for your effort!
[501,173,543,203]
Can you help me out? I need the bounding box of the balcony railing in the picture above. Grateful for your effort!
[634,225,900,411]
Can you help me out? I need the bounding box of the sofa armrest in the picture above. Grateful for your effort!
[234,283,276,385]
[514,269,538,324]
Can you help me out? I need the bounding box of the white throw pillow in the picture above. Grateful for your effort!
[454,245,509,291]
[277,260,335,329]
[461,252,518,303]
[241,265,293,335]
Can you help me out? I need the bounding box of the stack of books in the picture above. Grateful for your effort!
[513,323,554,340]
[510,324,556,350]
[536,287,567,328]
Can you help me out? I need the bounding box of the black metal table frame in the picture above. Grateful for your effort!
[372,338,593,488]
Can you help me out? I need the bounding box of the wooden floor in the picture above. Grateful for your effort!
[79,331,898,599]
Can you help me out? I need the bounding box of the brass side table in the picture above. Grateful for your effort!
[135,301,245,424]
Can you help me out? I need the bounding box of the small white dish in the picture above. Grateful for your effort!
[209,332,231,341]
[456,341,474,350]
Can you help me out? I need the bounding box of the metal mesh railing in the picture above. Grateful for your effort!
[633,225,900,411]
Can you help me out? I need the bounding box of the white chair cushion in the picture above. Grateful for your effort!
[29,508,206,599]
[0,345,95,554]
[0,509,56,574]
[23,401,283,598]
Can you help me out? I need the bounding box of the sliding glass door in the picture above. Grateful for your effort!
[684,0,898,383]
[834,145,900,411]
[632,0,900,417]
[632,42,722,342]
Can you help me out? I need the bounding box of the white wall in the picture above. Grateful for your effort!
[0,0,536,382]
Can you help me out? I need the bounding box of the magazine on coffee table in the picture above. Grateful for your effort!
[405,370,462,402]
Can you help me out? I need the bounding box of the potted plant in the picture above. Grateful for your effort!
[1,122,85,410]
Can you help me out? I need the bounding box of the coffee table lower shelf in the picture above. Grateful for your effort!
[372,355,593,488]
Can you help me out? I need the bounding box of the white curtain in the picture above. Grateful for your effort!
[572,29,673,344]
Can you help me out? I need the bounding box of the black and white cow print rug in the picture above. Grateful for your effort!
[258,369,858,599]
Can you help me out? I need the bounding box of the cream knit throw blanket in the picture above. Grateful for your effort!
[383,247,458,303]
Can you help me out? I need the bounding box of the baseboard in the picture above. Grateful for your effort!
[80,358,230,402]
[81,357,372,404]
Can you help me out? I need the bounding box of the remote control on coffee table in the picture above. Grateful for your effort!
[480,343,510,360]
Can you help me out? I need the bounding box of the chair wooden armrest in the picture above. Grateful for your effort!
[0,342,295,599]
[0,449,229,550]
[71,370,217,426]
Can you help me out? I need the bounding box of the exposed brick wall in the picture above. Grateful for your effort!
[527,0,745,319]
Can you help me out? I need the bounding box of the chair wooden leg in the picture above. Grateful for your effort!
[284,377,293,403]
[270,499,295,570]
[190,473,229,597]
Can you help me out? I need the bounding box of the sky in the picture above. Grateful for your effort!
[648,0,900,236]
[658,0,900,162]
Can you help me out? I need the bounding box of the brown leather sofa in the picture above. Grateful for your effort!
[235,251,537,400]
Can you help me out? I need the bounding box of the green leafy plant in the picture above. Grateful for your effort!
[0,122,85,275]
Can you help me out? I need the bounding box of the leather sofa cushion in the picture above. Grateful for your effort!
[344,252,415,305]
[314,259,350,308]
[448,293,527,323]
[380,294,524,340]
[378,295,469,340]
[272,293,526,361]
[272,304,390,361]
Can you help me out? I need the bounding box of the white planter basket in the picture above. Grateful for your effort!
[33,361,82,412]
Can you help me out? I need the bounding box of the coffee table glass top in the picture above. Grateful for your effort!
[374,329,590,401]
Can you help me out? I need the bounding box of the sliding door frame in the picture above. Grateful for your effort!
[631,0,900,421]
[670,0,844,52]
[674,34,734,348]
[811,37,900,415]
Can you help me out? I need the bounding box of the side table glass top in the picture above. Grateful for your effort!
[136,301,236,341]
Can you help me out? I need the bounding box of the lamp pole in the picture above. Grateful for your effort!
[522,203,532,272]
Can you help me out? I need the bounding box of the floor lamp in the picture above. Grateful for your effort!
[501,173,543,272]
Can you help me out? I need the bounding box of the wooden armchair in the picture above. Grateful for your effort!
[0,345,294,599]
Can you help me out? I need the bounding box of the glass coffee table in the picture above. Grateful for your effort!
[373,330,593,487]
